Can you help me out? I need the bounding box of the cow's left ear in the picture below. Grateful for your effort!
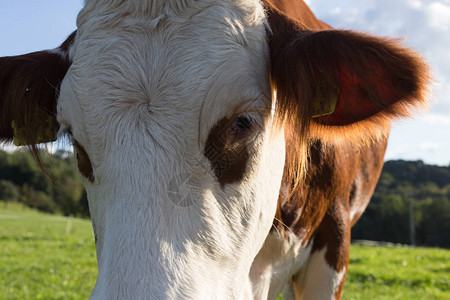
[267,11,430,140]
[0,31,76,146]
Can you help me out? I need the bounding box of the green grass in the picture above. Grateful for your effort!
[0,202,96,299]
[1,202,449,299]
[344,245,449,299]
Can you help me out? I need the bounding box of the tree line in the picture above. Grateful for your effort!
[352,160,450,248]
[0,149,449,248]
[0,149,88,217]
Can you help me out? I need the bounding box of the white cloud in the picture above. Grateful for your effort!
[419,141,441,151]
[422,113,450,125]
[426,2,450,31]
[410,0,423,9]
[385,117,450,165]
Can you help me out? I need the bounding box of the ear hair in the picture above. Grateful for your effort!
[272,29,431,141]
[0,31,76,180]
[0,31,76,145]
[266,6,431,184]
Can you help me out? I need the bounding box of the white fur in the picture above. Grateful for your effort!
[56,0,287,298]
[350,200,367,223]
[293,248,347,300]
[250,231,313,299]
[251,234,349,300]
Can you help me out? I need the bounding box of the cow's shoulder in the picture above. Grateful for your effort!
[276,137,388,245]
[251,138,388,298]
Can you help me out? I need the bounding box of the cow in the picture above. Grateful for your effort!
[0,0,429,299]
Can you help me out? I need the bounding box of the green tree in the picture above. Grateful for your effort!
[0,180,19,208]
[417,198,450,247]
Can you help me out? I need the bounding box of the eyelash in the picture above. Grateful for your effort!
[62,125,72,137]
[232,115,254,139]
[235,115,253,130]
[226,113,262,146]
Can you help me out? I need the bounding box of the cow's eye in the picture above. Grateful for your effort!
[234,115,253,132]
[229,114,255,143]
[235,115,253,130]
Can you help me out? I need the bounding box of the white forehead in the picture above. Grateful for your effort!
[72,0,268,106]
[60,0,270,146]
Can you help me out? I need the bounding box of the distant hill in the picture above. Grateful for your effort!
[352,160,450,248]
[381,160,450,189]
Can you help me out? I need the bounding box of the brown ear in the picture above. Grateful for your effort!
[0,31,76,145]
[267,9,430,141]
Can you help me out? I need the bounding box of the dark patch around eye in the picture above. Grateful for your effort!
[231,115,254,142]
[235,115,252,130]
[73,139,95,183]
[204,116,252,188]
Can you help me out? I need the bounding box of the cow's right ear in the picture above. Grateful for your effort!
[267,11,430,142]
[0,31,76,146]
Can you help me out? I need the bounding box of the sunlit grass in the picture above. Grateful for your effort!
[0,202,96,299]
[276,245,449,299]
[344,245,449,299]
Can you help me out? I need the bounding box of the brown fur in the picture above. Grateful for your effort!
[73,139,95,183]
[0,31,75,144]
[204,116,250,187]
[264,0,430,298]
[266,3,430,181]
[0,31,76,178]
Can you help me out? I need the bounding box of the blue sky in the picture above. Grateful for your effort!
[1,0,449,166]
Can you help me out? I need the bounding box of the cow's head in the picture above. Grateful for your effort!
[0,0,429,298]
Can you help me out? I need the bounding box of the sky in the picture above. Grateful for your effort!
[0,0,449,166]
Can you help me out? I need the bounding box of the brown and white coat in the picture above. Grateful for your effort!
[0,0,429,299]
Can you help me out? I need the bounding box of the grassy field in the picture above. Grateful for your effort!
[1,203,448,300]
[0,203,96,299]
[344,245,449,299]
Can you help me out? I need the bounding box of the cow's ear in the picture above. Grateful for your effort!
[0,31,76,146]
[267,12,430,142]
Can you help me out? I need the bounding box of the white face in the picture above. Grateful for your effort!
[57,0,285,298]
